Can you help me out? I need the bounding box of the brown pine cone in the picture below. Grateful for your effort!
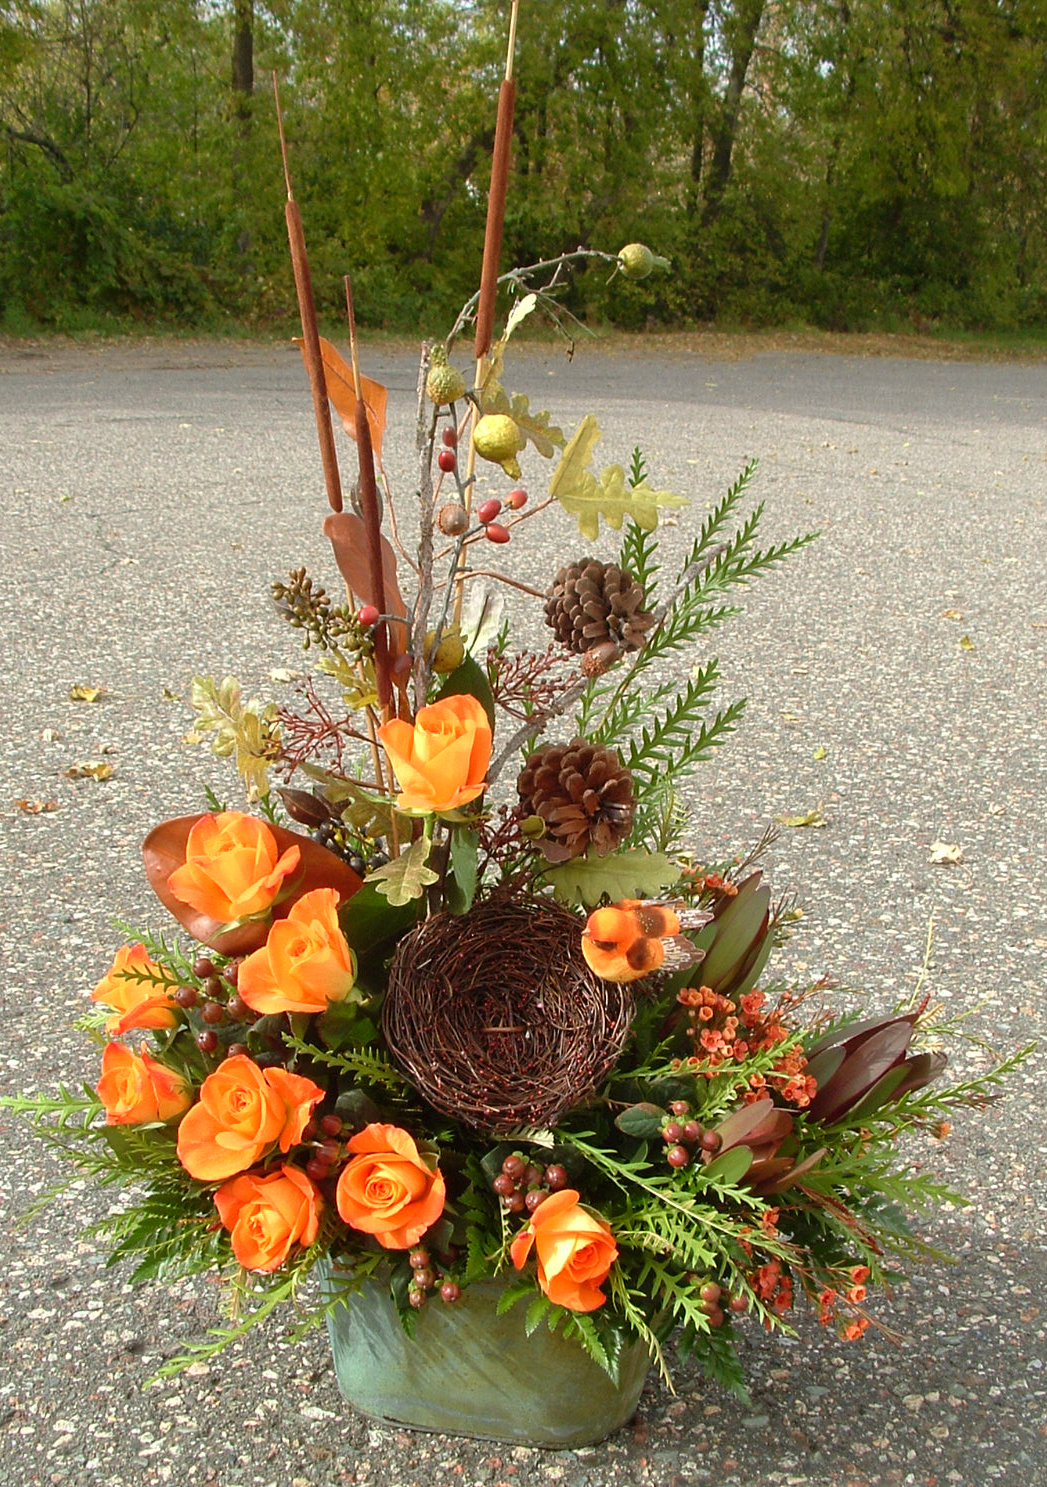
[518,739,636,863]
[544,559,655,656]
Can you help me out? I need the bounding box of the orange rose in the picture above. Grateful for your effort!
[237,888,357,1016]
[97,1043,191,1125]
[335,1123,445,1249]
[166,812,301,924]
[214,1164,322,1273]
[509,1188,617,1313]
[378,694,491,814]
[91,944,180,1036]
[176,1055,323,1182]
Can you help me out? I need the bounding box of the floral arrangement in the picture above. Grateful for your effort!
[6,16,1025,1417]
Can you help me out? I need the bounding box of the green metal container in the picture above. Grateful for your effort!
[320,1265,651,1448]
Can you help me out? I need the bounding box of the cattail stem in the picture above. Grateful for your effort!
[344,277,393,718]
[274,74,342,514]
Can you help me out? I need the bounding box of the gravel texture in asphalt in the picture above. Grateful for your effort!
[1,337,1044,1487]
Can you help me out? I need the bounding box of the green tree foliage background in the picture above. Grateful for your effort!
[2,0,1045,335]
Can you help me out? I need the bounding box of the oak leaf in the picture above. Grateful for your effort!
[549,416,685,540]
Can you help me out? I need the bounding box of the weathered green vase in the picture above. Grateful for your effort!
[319,1266,650,1448]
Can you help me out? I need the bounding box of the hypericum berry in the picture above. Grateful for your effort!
[522,1164,544,1189]
[476,498,502,524]
[501,1154,526,1179]
[705,1308,724,1328]
[201,1001,226,1026]
[227,994,253,1023]
[193,956,215,980]
[544,1164,568,1191]
[174,986,198,1009]
[441,426,458,448]
[493,1173,516,1198]
[319,1113,343,1138]
[222,961,240,987]
[412,1267,435,1290]
[525,1189,548,1214]
[484,522,510,544]
[728,1294,747,1313]
[302,1120,320,1143]
[503,1191,526,1214]
[682,1121,702,1145]
[699,1282,722,1305]
[666,1144,690,1169]
[227,1042,250,1059]
[440,1281,461,1303]
[357,604,380,628]
[409,1247,431,1269]
[205,975,223,999]
[318,1140,342,1166]
[437,503,469,537]
[669,1100,691,1117]
[505,487,527,510]
[195,1029,218,1054]
[305,1156,330,1182]
[408,1286,427,1309]
[662,1121,684,1144]
[437,448,457,474]
[700,1130,722,1153]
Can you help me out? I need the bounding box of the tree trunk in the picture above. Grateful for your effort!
[701,0,765,227]
[232,0,254,136]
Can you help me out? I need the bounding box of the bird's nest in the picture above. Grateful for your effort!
[382,892,635,1135]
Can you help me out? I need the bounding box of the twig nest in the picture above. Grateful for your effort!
[383,893,634,1134]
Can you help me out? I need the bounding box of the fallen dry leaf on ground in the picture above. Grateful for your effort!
[16,799,59,814]
[65,761,114,781]
[776,806,826,829]
[68,684,107,703]
[928,840,964,864]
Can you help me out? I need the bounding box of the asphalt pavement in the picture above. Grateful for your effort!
[1,335,1045,1487]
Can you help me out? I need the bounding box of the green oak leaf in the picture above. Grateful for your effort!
[542,847,679,908]
[369,837,439,907]
[550,416,684,539]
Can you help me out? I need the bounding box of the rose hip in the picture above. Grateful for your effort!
[437,449,457,473]
[476,498,502,524]
[484,522,510,544]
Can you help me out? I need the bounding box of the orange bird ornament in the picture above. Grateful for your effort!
[581,900,710,984]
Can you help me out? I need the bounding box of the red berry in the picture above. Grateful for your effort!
[700,1130,722,1153]
[544,1164,568,1190]
[484,522,510,544]
[440,1281,461,1303]
[669,1100,691,1117]
[728,1294,747,1313]
[699,1282,722,1304]
[174,986,197,1009]
[195,1029,218,1054]
[227,1042,250,1059]
[201,1001,226,1026]
[437,503,469,537]
[503,1191,526,1214]
[409,1247,431,1268]
[682,1121,702,1145]
[318,1140,342,1166]
[662,1121,684,1144]
[193,957,215,980]
[501,1155,526,1178]
[441,427,458,448]
[320,1113,343,1138]
[476,498,502,524]
[205,975,223,999]
[666,1144,690,1169]
[493,1173,516,1197]
[437,449,457,473]
[412,1267,435,1290]
[222,961,240,987]
[227,994,253,1023]
[524,1188,548,1213]
[522,1164,544,1189]
[408,1286,427,1309]
[505,487,527,510]
[706,1307,724,1328]
[357,604,380,628]
[305,1156,330,1182]
[302,1120,320,1143]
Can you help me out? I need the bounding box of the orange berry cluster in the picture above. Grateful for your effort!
[673,987,817,1108]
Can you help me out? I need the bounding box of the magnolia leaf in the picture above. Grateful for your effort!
[322,512,407,656]
[65,760,113,781]
[543,848,678,909]
[775,806,826,829]
[142,815,363,954]
[16,799,59,814]
[369,838,439,907]
[550,417,683,539]
[928,840,964,865]
[296,336,388,467]
[68,685,106,703]
[503,292,538,341]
